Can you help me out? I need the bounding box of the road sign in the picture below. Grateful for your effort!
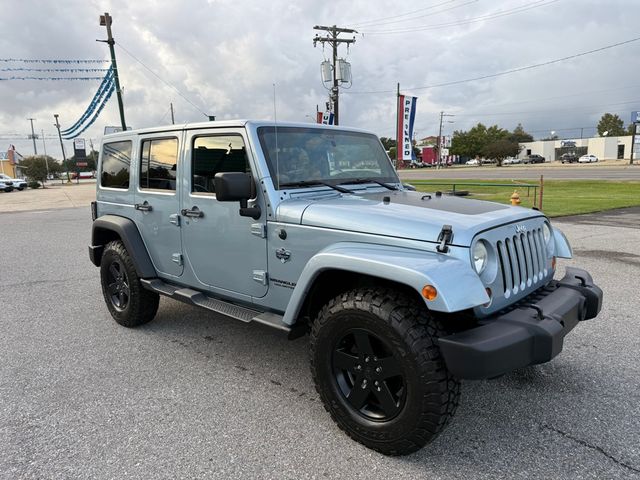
[75,161,88,167]
[632,111,640,124]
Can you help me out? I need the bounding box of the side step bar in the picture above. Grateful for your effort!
[140,278,299,336]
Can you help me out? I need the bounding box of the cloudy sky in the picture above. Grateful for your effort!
[0,0,638,159]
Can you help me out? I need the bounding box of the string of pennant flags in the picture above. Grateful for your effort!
[0,76,106,81]
[0,59,110,80]
[0,58,110,63]
[61,67,114,138]
[62,82,115,140]
[0,68,110,72]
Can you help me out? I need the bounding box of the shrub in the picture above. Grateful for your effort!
[28,181,41,189]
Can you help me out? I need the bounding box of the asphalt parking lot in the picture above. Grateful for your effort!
[1,206,639,479]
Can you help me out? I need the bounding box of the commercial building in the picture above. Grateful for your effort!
[518,135,635,161]
[0,146,24,177]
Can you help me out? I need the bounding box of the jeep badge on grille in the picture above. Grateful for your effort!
[515,224,527,233]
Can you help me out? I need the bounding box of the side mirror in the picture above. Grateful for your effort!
[214,172,261,219]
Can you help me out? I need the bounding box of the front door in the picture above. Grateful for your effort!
[181,130,268,298]
[134,134,184,278]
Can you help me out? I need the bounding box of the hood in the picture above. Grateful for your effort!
[275,189,544,246]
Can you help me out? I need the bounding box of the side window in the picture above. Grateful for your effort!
[139,137,178,191]
[100,141,132,189]
[192,135,250,194]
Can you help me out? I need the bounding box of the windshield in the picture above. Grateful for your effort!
[257,126,399,189]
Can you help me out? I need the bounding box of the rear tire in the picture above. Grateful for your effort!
[310,288,460,456]
[100,240,159,327]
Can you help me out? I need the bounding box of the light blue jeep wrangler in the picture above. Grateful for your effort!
[89,121,602,455]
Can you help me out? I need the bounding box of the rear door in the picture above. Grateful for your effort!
[133,133,184,278]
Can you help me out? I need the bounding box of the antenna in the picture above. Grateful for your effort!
[273,83,280,190]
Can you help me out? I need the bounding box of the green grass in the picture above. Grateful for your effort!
[407,179,640,217]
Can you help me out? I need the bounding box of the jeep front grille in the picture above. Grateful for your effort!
[495,228,548,297]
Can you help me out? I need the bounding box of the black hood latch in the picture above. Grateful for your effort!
[436,225,454,253]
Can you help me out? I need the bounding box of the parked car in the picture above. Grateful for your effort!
[465,158,480,166]
[0,181,13,192]
[578,154,598,163]
[89,120,603,456]
[503,157,521,165]
[560,153,578,164]
[0,173,27,190]
[523,154,545,164]
[71,171,96,179]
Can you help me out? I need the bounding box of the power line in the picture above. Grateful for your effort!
[347,0,458,28]
[360,0,558,34]
[452,99,640,117]
[350,0,478,29]
[116,42,209,118]
[346,36,640,94]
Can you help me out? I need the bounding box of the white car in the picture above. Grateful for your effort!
[0,181,13,192]
[465,158,480,166]
[578,154,598,163]
[0,173,27,190]
[503,157,521,165]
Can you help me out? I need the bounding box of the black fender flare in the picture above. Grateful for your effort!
[89,215,156,278]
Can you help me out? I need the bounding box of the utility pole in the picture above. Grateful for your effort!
[313,25,357,126]
[170,102,175,124]
[54,114,71,183]
[99,12,126,130]
[27,118,38,155]
[437,112,454,169]
[40,128,50,180]
[631,123,637,165]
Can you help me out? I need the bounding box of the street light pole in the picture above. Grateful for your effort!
[54,114,70,183]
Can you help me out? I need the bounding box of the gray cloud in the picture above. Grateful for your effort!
[1,0,637,159]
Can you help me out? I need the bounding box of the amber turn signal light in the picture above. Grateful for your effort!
[552,257,557,269]
[422,285,438,301]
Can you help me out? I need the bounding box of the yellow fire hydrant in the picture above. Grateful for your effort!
[510,190,521,206]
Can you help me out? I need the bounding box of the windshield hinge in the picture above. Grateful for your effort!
[251,223,266,238]
[436,225,454,253]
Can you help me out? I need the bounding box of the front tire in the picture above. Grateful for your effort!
[310,288,460,456]
[100,240,159,327]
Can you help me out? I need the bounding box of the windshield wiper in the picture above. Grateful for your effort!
[278,180,353,194]
[336,178,399,191]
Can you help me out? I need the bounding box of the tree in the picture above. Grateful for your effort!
[597,113,625,137]
[509,123,533,143]
[20,156,52,187]
[379,137,396,150]
[450,123,509,158]
[482,139,520,166]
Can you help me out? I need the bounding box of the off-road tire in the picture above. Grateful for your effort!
[100,240,159,327]
[310,288,460,456]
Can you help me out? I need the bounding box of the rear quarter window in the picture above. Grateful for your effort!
[101,140,132,189]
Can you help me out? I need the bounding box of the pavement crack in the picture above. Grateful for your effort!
[542,424,640,474]
[1,276,96,289]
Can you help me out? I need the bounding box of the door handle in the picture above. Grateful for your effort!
[181,206,204,218]
[135,201,153,212]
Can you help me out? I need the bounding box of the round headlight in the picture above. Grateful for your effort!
[472,241,488,274]
[543,223,552,244]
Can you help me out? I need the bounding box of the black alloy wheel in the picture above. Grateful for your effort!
[105,259,130,311]
[332,328,405,421]
[99,240,159,327]
[310,288,460,456]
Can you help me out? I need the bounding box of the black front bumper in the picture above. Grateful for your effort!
[438,267,603,380]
